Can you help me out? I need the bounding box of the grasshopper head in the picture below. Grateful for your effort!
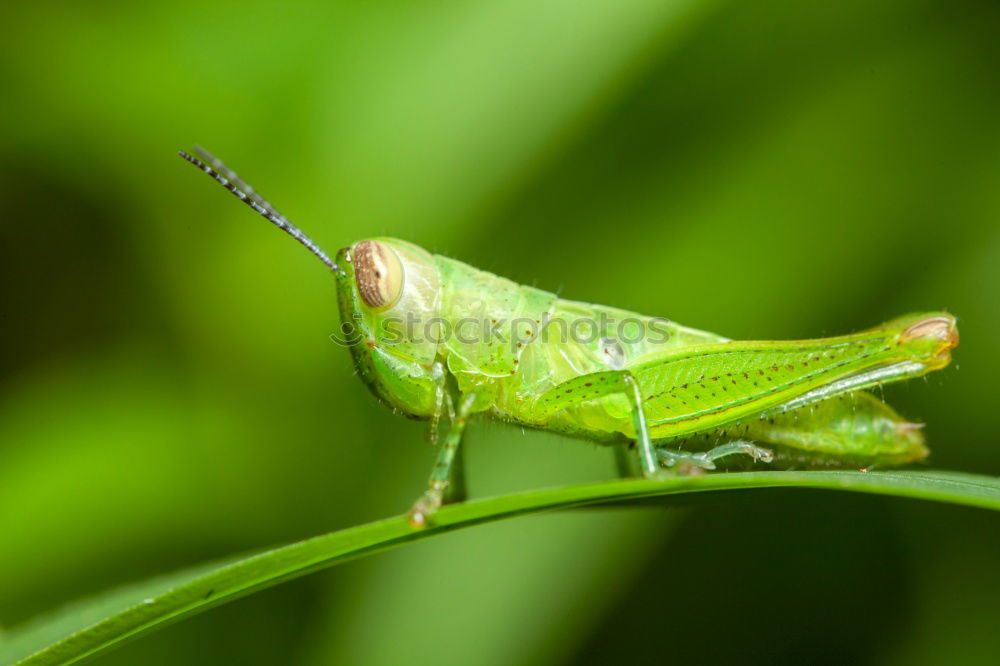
[334,238,444,416]
[177,150,446,417]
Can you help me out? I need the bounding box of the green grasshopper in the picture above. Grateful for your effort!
[180,148,959,527]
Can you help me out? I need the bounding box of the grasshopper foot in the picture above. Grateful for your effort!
[407,482,447,529]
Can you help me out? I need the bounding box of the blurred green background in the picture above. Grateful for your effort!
[1,0,998,664]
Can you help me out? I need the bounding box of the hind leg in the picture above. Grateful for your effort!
[657,441,774,471]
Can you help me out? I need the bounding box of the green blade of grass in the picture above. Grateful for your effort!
[4,469,1000,666]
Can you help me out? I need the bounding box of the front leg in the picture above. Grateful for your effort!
[408,392,477,528]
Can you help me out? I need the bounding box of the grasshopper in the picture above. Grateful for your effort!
[180,148,959,527]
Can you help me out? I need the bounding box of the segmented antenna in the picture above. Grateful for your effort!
[178,149,340,274]
[192,145,286,221]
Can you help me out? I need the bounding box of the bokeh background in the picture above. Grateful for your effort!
[2,1,999,664]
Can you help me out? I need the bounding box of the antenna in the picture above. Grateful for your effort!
[178,148,340,274]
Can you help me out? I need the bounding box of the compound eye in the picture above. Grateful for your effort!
[354,240,403,309]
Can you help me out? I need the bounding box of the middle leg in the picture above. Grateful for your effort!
[533,369,658,477]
